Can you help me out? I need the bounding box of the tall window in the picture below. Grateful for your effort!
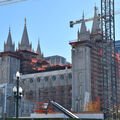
[78,72,83,83]
[52,76,56,81]
[79,85,82,95]
[60,75,64,80]
[68,73,72,79]
[30,79,33,83]
[45,76,49,82]
[37,77,41,82]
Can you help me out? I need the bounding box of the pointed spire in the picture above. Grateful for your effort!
[37,39,43,60]
[78,12,90,41]
[80,12,87,34]
[25,17,26,25]
[7,27,12,45]
[37,39,41,54]
[91,6,100,33]
[77,29,80,40]
[4,27,15,52]
[42,53,44,58]
[19,18,32,50]
[21,18,29,45]
[82,12,84,19]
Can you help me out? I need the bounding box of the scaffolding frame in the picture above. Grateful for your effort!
[101,0,118,118]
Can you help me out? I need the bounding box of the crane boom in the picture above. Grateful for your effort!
[70,10,120,28]
[0,0,27,6]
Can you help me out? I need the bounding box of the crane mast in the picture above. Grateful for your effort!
[101,0,118,118]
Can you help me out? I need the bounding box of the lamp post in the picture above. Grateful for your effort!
[13,71,23,118]
[75,97,80,112]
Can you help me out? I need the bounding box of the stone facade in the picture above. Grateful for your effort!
[20,68,72,110]
[0,53,20,84]
[71,42,91,112]
[70,6,103,112]
[45,55,68,65]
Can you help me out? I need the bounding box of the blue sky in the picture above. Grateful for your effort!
[0,0,120,62]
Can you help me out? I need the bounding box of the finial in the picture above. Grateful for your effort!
[95,3,96,7]
[25,17,26,25]
[95,6,97,11]
[9,26,11,32]
[38,38,40,42]
[82,11,84,20]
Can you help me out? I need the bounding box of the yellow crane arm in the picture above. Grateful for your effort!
[70,10,120,28]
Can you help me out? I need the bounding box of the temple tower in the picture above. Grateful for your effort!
[90,6,102,41]
[77,13,90,41]
[18,18,32,50]
[70,17,91,112]
[4,27,15,52]
[36,39,43,59]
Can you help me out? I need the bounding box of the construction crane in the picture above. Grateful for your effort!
[70,9,120,28]
[101,0,118,119]
[0,0,27,6]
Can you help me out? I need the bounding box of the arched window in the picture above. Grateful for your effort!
[37,77,41,82]
[52,76,56,81]
[78,72,83,83]
[45,76,49,82]
[30,79,33,83]
[60,75,64,80]
[68,73,72,79]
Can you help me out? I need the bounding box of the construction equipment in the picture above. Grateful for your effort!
[47,101,79,119]
[33,102,53,114]
[33,101,79,118]
[70,8,120,28]
[70,17,95,28]
[101,0,118,119]
[0,0,27,6]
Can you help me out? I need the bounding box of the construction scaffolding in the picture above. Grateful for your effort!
[101,0,118,118]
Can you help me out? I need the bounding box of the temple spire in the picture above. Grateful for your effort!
[7,27,12,45]
[37,39,41,54]
[80,12,87,34]
[78,12,90,41]
[77,29,80,41]
[37,39,43,59]
[90,6,102,41]
[4,27,15,52]
[91,6,100,33]
[19,18,32,50]
[25,17,26,25]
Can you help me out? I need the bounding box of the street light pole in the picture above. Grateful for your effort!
[16,71,20,118]
[16,76,19,118]
[13,72,23,118]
